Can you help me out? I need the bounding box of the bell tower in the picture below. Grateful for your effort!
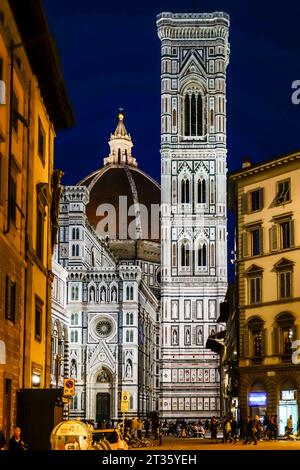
[157,12,230,419]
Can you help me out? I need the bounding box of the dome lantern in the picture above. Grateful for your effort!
[104,111,138,167]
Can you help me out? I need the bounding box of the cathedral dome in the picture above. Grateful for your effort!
[78,113,160,244]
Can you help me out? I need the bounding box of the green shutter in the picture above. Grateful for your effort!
[273,327,279,354]
[259,227,263,255]
[269,225,277,252]
[241,193,248,214]
[244,329,249,357]
[242,232,248,258]
[259,188,264,209]
[290,220,295,248]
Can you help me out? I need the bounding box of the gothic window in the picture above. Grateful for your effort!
[72,244,79,257]
[181,178,190,204]
[197,179,206,204]
[71,313,79,326]
[198,244,207,267]
[126,330,134,343]
[71,285,79,301]
[70,330,78,343]
[184,90,203,137]
[181,242,190,268]
[72,228,80,240]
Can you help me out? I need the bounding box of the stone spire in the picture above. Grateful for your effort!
[104,111,137,167]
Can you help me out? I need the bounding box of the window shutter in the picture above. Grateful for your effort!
[258,188,264,209]
[241,193,248,214]
[273,327,279,354]
[5,276,10,319]
[259,227,263,255]
[242,232,248,257]
[290,220,295,248]
[261,328,267,356]
[243,329,249,357]
[269,225,277,252]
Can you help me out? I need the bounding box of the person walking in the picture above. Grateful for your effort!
[137,418,143,440]
[144,418,150,438]
[243,416,257,445]
[9,427,28,451]
[210,416,218,441]
[231,417,238,444]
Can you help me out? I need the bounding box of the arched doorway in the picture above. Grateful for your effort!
[278,379,298,436]
[95,368,112,425]
[248,382,267,421]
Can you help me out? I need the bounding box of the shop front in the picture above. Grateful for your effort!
[278,382,298,436]
[248,383,267,420]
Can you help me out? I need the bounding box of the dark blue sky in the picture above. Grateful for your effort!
[44,0,300,187]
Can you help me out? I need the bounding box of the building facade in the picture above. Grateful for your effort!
[55,115,160,422]
[0,0,73,441]
[51,255,69,389]
[157,12,229,419]
[229,152,300,435]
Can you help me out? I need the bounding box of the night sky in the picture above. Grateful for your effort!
[44,0,300,277]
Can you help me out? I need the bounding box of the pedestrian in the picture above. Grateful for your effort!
[243,416,257,445]
[9,427,28,451]
[137,418,143,440]
[210,416,218,441]
[144,417,150,438]
[0,430,6,450]
[231,417,238,444]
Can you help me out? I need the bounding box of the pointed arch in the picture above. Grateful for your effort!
[198,243,207,267]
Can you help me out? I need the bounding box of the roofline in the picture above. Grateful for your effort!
[229,149,300,181]
[77,164,161,191]
[8,0,74,130]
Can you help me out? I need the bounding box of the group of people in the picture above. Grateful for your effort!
[0,427,28,451]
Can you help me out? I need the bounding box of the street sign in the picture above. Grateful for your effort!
[63,378,75,396]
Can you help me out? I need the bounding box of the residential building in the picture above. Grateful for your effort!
[229,152,300,435]
[0,0,73,441]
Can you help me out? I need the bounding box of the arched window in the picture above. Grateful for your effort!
[130,330,134,342]
[72,244,79,256]
[197,179,206,204]
[181,178,190,204]
[71,330,78,343]
[126,313,130,325]
[130,286,134,300]
[184,91,203,137]
[198,244,207,267]
[126,286,130,300]
[181,242,190,267]
[126,330,129,342]
[247,317,265,358]
[130,313,134,325]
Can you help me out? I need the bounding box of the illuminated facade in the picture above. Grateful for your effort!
[0,0,73,441]
[230,151,300,434]
[157,12,230,419]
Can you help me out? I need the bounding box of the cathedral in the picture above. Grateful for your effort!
[51,10,230,423]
